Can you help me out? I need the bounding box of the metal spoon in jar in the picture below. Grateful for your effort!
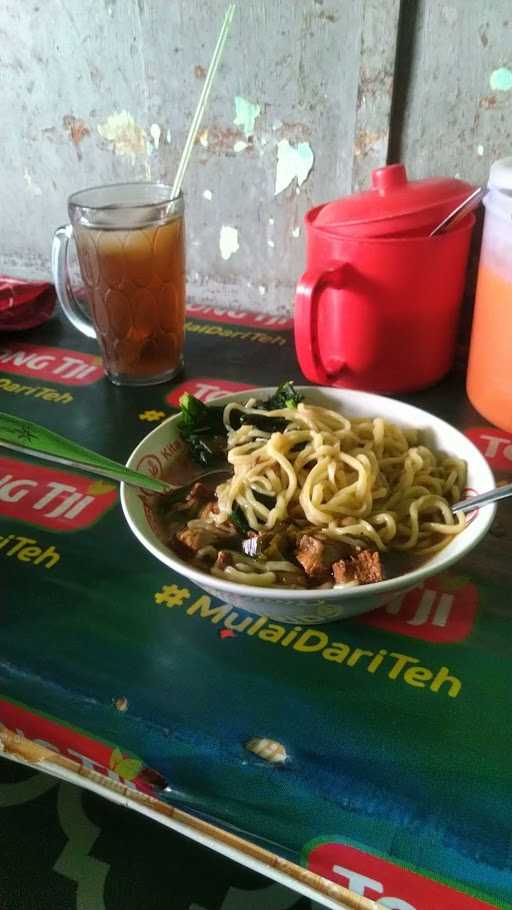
[429,186,486,236]
[451,482,512,513]
[0,411,229,499]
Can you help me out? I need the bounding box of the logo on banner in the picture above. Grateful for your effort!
[0,456,117,530]
[0,343,104,385]
[465,426,512,472]
[304,840,497,909]
[166,378,253,406]
[0,698,164,796]
[357,573,479,643]
[186,303,293,330]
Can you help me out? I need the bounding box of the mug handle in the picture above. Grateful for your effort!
[51,225,97,339]
[294,263,348,383]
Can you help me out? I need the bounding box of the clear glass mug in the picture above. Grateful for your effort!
[51,183,185,386]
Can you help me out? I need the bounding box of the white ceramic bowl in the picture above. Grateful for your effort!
[121,387,495,624]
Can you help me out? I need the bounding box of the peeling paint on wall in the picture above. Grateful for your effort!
[97,110,147,160]
[233,96,261,138]
[23,168,42,196]
[5,0,508,320]
[274,139,314,195]
[197,127,247,155]
[150,123,161,149]
[354,129,387,160]
[219,225,239,260]
[490,67,512,91]
[62,115,90,160]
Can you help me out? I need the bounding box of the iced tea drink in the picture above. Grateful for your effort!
[52,184,185,386]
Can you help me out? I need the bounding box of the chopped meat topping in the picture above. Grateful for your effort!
[331,559,351,584]
[332,549,384,586]
[187,481,211,500]
[296,535,353,580]
[242,524,291,560]
[185,482,213,512]
[171,481,215,519]
[199,499,220,520]
[355,549,384,583]
[175,522,238,556]
[214,549,234,571]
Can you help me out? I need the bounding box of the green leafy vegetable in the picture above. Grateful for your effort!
[262,381,303,412]
[177,383,303,466]
[179,393,225,434]
[236,381,302,433]
[178,393,227,466]
[230,503,250,534]
[252,487,276,506]
[227,409,286,434]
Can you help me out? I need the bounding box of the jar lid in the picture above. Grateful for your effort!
[488,157,512,192]
[484,158,512,221]
[314,164,475,236]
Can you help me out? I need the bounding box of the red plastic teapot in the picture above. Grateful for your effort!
[294,164,476,394]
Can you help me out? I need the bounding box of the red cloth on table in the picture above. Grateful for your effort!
[0,276,55,332]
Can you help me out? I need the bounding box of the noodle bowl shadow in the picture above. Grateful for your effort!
[121,387,496,625]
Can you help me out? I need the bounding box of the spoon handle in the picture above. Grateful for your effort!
[0,411,169,494]
[452,481,512,513]
[429,186,486,236]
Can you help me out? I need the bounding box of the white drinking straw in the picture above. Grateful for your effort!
[171,3,237,200]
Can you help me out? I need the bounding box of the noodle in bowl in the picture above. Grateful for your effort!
[121,387,496,624]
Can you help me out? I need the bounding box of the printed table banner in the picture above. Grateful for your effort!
[1,310,511,910]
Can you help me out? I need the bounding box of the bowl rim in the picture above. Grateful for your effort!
[121,386,497,601]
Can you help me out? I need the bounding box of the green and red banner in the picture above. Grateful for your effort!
[1,310,511,910]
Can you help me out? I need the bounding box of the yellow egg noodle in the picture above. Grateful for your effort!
[195,399,466,587]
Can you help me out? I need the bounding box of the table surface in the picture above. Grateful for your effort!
[1,305,511,910]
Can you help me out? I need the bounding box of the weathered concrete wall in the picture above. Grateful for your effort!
[393,0,512,182]
[0,0,510,315]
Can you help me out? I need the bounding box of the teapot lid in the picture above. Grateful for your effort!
[314,164,475,234]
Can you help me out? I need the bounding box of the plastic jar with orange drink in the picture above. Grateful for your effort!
[467,158,512,431]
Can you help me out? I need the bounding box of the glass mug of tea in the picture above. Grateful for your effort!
[52,183,185,385]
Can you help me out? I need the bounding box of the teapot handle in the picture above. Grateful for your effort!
[294,263,348,384]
